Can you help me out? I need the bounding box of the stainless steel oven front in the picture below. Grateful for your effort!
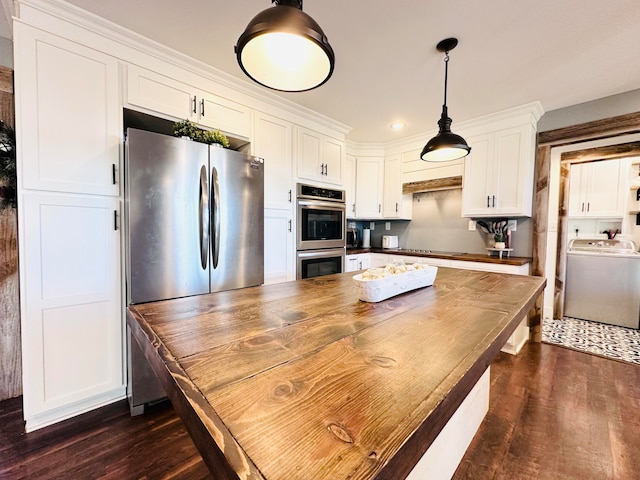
[297,248,346,280]
[296,183,346,251]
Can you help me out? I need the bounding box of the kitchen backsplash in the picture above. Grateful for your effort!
[353,189,533,257]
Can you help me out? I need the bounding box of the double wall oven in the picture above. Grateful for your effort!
[296,183,346,279]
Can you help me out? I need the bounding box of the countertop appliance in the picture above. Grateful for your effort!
[346,227,358,247]
[565,238,640,329]
[382,235,399,249]
[125,128,264,413]
[296,183,345,279]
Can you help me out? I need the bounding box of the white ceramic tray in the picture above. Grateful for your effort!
[352,265,438,302]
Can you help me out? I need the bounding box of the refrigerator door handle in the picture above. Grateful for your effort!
[199,165,209,269]
[211,166,220,269]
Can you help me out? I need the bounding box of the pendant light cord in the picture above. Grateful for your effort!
[443,52,450,107]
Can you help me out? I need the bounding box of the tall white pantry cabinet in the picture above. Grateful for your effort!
[14,23,124,431]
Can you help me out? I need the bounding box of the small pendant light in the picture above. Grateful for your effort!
[235,0,335,92]
[421,38,471,162]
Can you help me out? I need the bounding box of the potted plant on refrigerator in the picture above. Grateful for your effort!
[172,120,229,148]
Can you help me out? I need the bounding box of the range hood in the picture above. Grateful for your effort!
[402,175,462,194]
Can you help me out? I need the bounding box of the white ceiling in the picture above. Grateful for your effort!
[15,1,640,142]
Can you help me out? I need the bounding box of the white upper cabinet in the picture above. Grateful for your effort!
[125,64,251,138]
[462,124,536,217]
[15,24,120,196]
[383,155,412,219]
[354,156,384,219]
[253,112,294,211]
[568,159,624,217]
[344,153,357,218]
[296,127,344,185]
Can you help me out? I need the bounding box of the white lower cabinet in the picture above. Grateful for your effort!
[20,192,124,431]
[345,253,371,272]
[264,209,295,284]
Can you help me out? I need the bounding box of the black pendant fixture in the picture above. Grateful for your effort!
[235,0,335,92]
[421,38,471,162]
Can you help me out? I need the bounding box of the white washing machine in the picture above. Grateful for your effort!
[565,238,640,329]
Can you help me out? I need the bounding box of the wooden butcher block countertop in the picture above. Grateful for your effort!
[127,267,545,480]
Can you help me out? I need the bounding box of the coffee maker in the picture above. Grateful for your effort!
[346,228,358,247]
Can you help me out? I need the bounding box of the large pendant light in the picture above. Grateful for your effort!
[421,38,471,162]
[235,0,335,92]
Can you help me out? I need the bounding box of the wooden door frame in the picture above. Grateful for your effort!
[531,112,640,340]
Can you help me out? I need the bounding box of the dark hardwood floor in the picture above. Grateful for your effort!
[1,342,638,479]
[454,342,640,480]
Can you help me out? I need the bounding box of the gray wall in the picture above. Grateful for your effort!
[0,37,12,68]
[538,89,640,132]
[356,189,533,257]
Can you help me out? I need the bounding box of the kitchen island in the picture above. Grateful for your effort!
[127,267,545,479]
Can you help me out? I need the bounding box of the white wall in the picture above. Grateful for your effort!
[0,37,12,68]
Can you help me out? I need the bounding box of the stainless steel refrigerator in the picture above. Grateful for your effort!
[124,128,264,414]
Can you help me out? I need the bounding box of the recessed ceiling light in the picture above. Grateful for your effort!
[390,122,405,130]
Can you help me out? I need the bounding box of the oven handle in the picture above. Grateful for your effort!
[297,199,346,210]
[297,249,345,259]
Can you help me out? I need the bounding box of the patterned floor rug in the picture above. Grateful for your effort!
[542,317,640,366]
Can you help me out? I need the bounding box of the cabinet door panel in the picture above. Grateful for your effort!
[264,208,294,284]
[383,156,402,217]
[462,134,493,216]
[17,25,120,195]
[199,93,250,138]
[587,160,622,217]
[254,114,293,210]
[494,127,527,214]
[21,192,122,417]
[323,137,343,185]
[126,64,195,121]
[344,154,356,217]
[568,163,587,216]
[355,157,383,218]
[297,129,322,181]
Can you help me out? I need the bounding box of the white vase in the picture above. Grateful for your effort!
[495,242,506,249]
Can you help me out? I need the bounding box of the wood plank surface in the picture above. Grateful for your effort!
[128,268,545,480]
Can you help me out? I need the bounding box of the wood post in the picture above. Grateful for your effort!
[0,65,20,401]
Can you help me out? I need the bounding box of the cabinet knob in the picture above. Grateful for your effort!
[378,204,381,213]
[192,95,197,114]
[288,189,292,203]
[487,195,490,208]
[200,98,205,116]
[492,195,496,208]
[395,202,398,212]
[288,219,292,232]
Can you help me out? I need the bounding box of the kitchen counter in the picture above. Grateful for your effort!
[347,247,532,267]
[127,268,545,479]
